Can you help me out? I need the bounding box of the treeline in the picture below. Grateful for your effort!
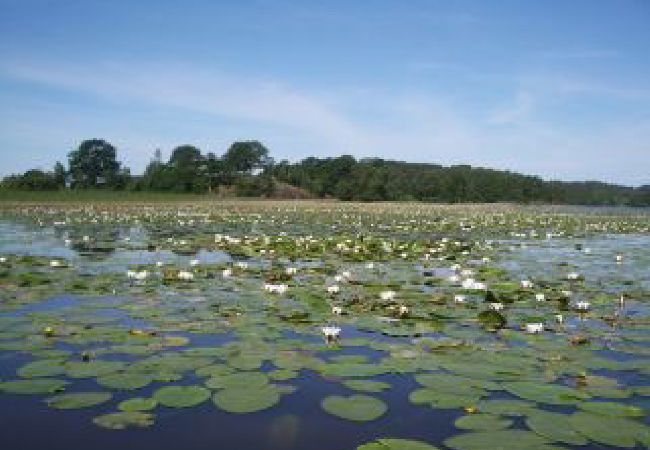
[2,138,649,205]
[270,157,650,205]
[1,139,274,196]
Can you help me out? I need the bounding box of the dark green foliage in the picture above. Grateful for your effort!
[478,310,506,331]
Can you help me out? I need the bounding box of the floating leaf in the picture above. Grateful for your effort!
[93,411,155,430]
[96,372,152,390]
[153,385,210,408]
[17,359,66,378]
[455,414,512,431]
[46,391,112,409]
[524,410,588,445]
[502,381,589,405]
[568,412,649,448]
[357,438,440,450]
[118,397,158,412]
[213,384,281,413]
[444,430,561,450]
[321,395,387,422]
[0,378,68,394]
[343,380,391,393]
[577,401,644,417]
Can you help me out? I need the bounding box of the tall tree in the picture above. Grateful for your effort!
[223,141,271,174]
[68,139,120,188]
[169,145,203,192]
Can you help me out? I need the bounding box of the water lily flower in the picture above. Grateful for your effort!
[618,294,625,308]
[526,323,544,334]
[567,272,581,280]
[341,270,352,279]
[615,254,623,262]
[535,293,546,302]
[398,305,409,317]
[334,275,343,282]
[0,257,6,263]
[575,300,590,311]
[327,285,340,295]
[555,314,563,324]
[236,261,249,270]
[521,280,533,289]
[460,269,474,277]
[178,270,193,281]
[321,325,341,342]
[190,259,200,266]
[379,290,396,301]
[156,261,164,267]
[264,283,288,294]
[43,326,55,337]
[562,290,572,298]
[222,268,232,278]
[332,306,343,315]
[488,302,504,311]
[285,267,297,275]
[454,294,466,303]
[462,278,486,290]
[365,262,375,269]
[49,260,64,268]
[127,269,149,280]
[448,274,461,283]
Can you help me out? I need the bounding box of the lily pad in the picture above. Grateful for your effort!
[444,429,561,450]
[17,359,66,378]
[455,414,513,431]
[343,380,391,393]
[321,395,387,422]
[96,372,152,390]
[0,378,68,394]
[46,391,112,409]
[357,438,440,450]
[577,401,645,417]
[502,381,589,405]
[213,384,281,413]
[118,397,158,412]
[93,411,155,430]
[153,385,210,408]
[525,410,588,445]
[568,412,649,448]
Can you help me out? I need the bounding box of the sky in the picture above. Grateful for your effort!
[0,0,649,186]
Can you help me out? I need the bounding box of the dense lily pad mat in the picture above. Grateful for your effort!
[0,201,648,449]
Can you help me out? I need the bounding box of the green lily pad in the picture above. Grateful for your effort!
[17,359,66,378]
[46,391,112,409]
[444,429,561,450]
[96,372,152,390]
[568,412,649,448]
[525,410,588,445]
[577,401,645,417]
[65,360,127,378]
[357,438,440,450]
[455,414,513,431]
[213,384,281,413]
[93,411,155,430]
[0,378,68,394]
[153,385,210,408]
[343,380,391,393]
[321,395,387,422]
[502,381,589,405]
[118,397,158,412]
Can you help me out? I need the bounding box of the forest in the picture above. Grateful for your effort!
[2,138,648,206]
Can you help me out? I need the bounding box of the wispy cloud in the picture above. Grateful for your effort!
[1,59,649,185]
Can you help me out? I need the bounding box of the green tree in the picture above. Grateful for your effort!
[169,145,203,192]
[223,141,271,174]
[68,139,121,188]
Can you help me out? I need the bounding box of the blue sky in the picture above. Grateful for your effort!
[1,0,648,185]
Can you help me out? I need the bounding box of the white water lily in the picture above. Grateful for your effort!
[49,260,64,268]
[619,294,626,308]
[190,259,200,267]
[399,305,409,316]
[575,300,590,311]
[264,283,288,294]
[156,261,164,267]
[235,261,249,270]
[222,268,232,278]
[321,325,341,342]
[454,294,466,303]
[488,302,504,311]
[0,257,6,263]
[561,290,572,298]
[526,323,544,334]
[555,314,563,324]
[365,262,375,269]
[535,293,546,302]
[178,270,194,281]
[285,267,297,275]
[334,275,343,283]
[450,263,461,271]
[460,269,474,277]
[615,254,623,262]
[462,278,486,290]
[567,272,581,280]
[341,270,352,279]
[327,285,340,295]
[521,280,533,289]
[379,290,396,301]
[447,274,460,283]
[127,269,149,280]
[332,306,343,315]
